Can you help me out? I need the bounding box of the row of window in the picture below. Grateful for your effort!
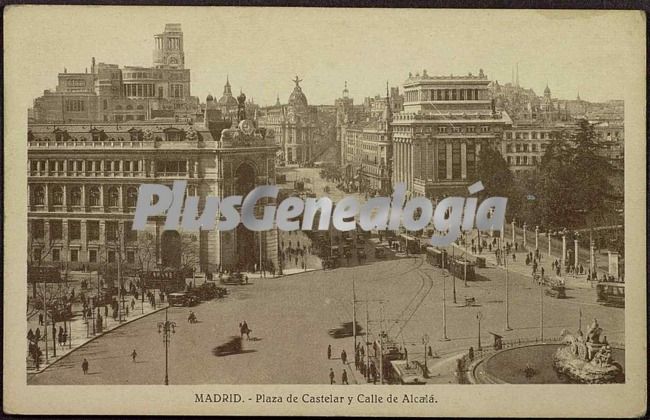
[405,88,484,102]
[507,155,539,166]
[30,185,139,207]
[505,131,553,140]
[33,247,136,264]
[65,100,85,112]
[31,219,138,242]
[505,143,547,153]
[66,79,86,87]
[435,143,477,180]
[31,159,144,175]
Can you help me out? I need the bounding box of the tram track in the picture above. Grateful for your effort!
[388,264,435,338]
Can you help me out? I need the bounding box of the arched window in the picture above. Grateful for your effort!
[32,186,44,205]
[136,104,144,110]
[89,186,101,206]
[115,105,123,110]
[70,187,82,206]
[126,187,138,207]
[52,186,64,205]
[108,187,119,207]
[126,105,133,110]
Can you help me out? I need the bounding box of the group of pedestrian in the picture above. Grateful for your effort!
[326,344,350,385]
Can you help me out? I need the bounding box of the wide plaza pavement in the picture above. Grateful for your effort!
[28,247,623,385]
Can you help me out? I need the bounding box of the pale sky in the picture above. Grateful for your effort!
[5,6,643,110]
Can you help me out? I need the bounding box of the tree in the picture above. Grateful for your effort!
[535,120,616,230]
[476,146,520,218]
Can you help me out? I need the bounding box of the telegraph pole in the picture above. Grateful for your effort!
[452,245,457,304]
[352,277,357,352]
[505,241,512,331]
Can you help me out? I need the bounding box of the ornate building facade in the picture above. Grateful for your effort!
[392,70,512,199]
[27,95,279,275]
[29,24,201,124]
[258,76,317,165]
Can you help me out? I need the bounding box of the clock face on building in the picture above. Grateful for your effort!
[238,119,255,135]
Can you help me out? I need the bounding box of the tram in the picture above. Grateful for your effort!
[399,234,422,254]
[448,257,476,281]
[596,282,625,307]
[425,247,447,268]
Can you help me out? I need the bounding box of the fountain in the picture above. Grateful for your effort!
[553,319,623,384]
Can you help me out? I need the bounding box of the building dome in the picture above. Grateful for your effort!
[218,76,238,107]
[218,95,238,107]
[288,75,308,108]
[544,84,551,96]
[206,94,214,102]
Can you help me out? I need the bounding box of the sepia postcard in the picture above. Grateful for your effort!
[3,5,647,417]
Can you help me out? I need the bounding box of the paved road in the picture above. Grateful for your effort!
[29,252,623,385]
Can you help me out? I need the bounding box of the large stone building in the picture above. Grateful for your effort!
[257,76,317,165]
[391,69,512,199]
[29,24,201,124]
[27,93,280,276]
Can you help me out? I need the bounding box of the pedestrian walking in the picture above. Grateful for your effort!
[327,344,332,360]
[82,358,89,375]
[341,349,347,365]
[131,349,137,362]
[38,313,44,326]
[342,369,349,385]
[329,368,335,384]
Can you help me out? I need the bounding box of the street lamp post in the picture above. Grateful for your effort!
[476,311,483,351]
[522,222,527,249]
[547,231,552,257]
[422,334,430,378]
[511,220,515,244]
[535,226,539,251]
[539,281,544,341]
[157,308,176,385]
[440,271,450,341]
[504,241,512,331]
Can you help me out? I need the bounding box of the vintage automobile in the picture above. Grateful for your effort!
[220,272,245,285]
[328,322,364,339]
[168,292,198,307]
[214,336,243,356]
[375,247,387,259]
[322,258,339,270]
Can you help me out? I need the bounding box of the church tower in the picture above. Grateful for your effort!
[153,23,185,69]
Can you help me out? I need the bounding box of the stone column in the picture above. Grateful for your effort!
[535,226,539,250]
[574,239,579,271]
[561,234,567,274]
[446,142,452,180]
[44,159,49,176]
[80,220,88,253]
[81,184,86,210]
[62,219,69,264]
[511,220,515,243]
[461,142,467,179]
[194,160,199,178]
[44,184,49,208]
[99,220,106,246]
[63,160,68,175]
[522,222,527,248]
[62,184,67,209]
[590,238,595,274]
[118,185,124,210]
[548,232,552,257]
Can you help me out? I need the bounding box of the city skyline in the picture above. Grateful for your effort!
[9,7,636,114]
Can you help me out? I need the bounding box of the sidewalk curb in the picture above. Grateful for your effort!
[27,304,169,377]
